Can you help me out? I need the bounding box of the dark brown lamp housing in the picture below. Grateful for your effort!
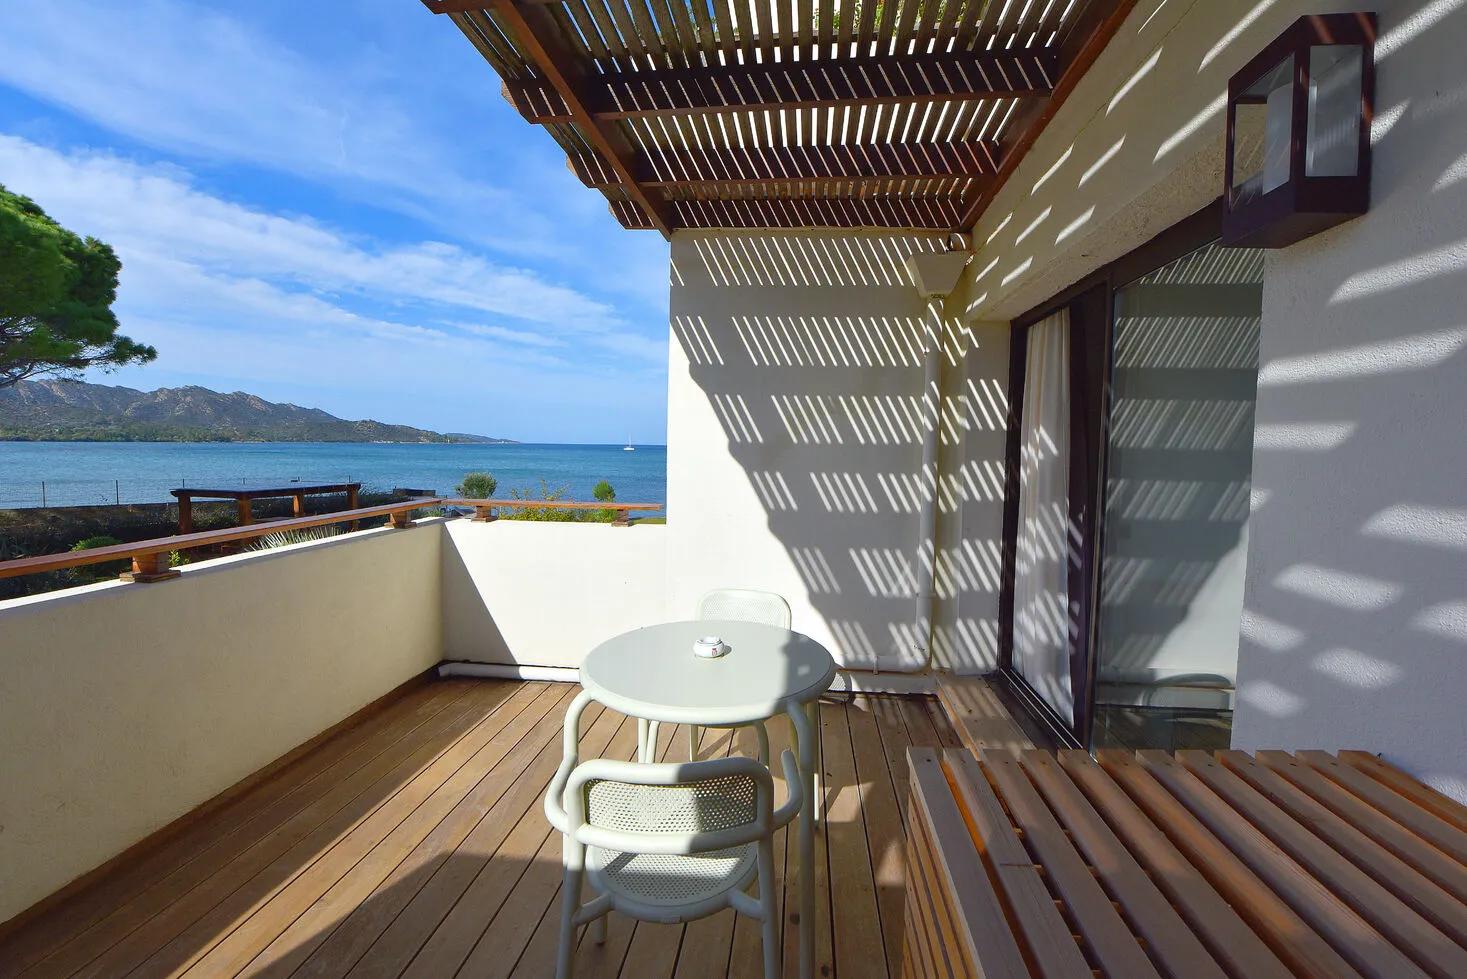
[1222,12,1376,248]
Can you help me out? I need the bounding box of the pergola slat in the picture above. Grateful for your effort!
[483,0,677,235]
[427,0,1128,234]
[508,48,1057,122]
[665,194,969,229]
[568,140,1000,189]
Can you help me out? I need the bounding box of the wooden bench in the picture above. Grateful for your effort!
[903,746,1467,977]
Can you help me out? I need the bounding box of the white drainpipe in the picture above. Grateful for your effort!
[900,246,972,673]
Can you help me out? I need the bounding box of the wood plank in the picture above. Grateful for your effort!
[1023,751,1224,979]
[384,705,631,976]
[484,0,676,236]
[1300,751,1467,864]
[909,751,1026,974]
[781,710,833,979]
[569,139,1000,189]
[904,805,969,978]
[848,695,911,977]
[953,0,1139,231]
[340,698,610,979]
[1135,751,1400,979]
[670,724,759,979]
[1179,751,1456,978]
[0,678,471,975]
[1339,751,1467,832]
[508,47,1057,121]
[1097,750,1349,979]
[1218,751,1467,958]
[982,750,1159,978]
[292,689,584,978]
[237,683,575,975]
[726,714,794,978]
[166,684,553,976]
[823,701,889,978]
[51,682,514,979]
[0,498,443,579]
[935,675,1032,755]
[873,696,920,829]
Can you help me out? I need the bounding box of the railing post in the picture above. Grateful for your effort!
[389,510,414,529]
[613,507,630,527]
[121,552,180,583]
[471,505,497,522]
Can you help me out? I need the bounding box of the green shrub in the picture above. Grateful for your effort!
[504,480,579,521]
[71,535,122,551]
[456,471,498,498]
[593,480,615,502]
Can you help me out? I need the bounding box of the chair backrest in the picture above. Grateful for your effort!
[695,588,791,629]
[564,756,776,855]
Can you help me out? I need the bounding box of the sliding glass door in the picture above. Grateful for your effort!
[1091,241,1264,749]
[999,203,1266,751]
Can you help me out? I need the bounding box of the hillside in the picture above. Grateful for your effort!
[0,380,515,444]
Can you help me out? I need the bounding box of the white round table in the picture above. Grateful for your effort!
[580,619,835,726]
[578,619,835,979]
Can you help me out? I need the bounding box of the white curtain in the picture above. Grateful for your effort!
[1013,309,1073,723]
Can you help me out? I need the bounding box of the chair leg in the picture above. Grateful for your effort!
[647,720,660,760]
[688,724,700,760]
[590,911,608,944]
[556,842,585,979]
[753,720,769,766]
[637,717,650,763]
[757,838,779,979]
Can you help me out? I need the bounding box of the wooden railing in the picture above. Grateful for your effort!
[441,498,662,526]
[0,497,664,583]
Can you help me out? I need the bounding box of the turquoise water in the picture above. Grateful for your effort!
[0,441,667,512]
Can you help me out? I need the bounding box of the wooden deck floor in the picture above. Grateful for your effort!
[0,678,966,978]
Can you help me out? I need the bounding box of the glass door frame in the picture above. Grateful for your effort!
[996,199,1229,748]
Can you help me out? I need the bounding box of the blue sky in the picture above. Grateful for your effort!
[0,0,670,443]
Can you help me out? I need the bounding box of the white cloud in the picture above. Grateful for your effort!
[0,0,548,246]
[0,136,665,371]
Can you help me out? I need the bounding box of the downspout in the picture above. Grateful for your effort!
[900,241,973,674]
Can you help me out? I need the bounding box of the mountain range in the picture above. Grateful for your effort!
[0,380,515,444]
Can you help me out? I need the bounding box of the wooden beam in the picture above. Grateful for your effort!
[478,0,676,236]
[510,48,1058,122]
[952,0,1139,231]
[611,194,969,230]
[568,140,1001,191]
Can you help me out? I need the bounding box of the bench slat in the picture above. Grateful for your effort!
[981,751,1159,978]
[1179,751,1462,978]
[906,748,1031,978]
[942,750,1088,977]
[1022,751,1224,979]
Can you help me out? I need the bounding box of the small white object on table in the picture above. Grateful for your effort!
[578,619,836,979]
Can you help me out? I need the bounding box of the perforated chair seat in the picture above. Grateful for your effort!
[589,844,757,910]
[583,776,759,910]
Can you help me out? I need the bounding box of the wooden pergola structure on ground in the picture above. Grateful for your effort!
[423,0,1135,234]
[171,482,361,534]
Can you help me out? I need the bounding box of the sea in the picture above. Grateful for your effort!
[0,441,667,513]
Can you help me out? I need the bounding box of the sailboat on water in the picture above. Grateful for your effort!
[623,435,635,452]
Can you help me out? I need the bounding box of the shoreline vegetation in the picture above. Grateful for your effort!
[1,470,662,600]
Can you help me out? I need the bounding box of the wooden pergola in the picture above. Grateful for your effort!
[423,0,1136,235]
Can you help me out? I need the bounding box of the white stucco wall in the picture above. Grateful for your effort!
[0,523,444,923]
[666,230,1009,673]
[439,519,668,667]
[1231,4,1467,800]
[935,0,1467,794]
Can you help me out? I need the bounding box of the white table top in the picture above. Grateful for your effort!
[579,620,837,727]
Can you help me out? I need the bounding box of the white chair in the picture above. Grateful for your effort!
[671,589,792,765]
[547,692,801,979]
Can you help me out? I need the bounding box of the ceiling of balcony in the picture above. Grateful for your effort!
[423,0,1136,235]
